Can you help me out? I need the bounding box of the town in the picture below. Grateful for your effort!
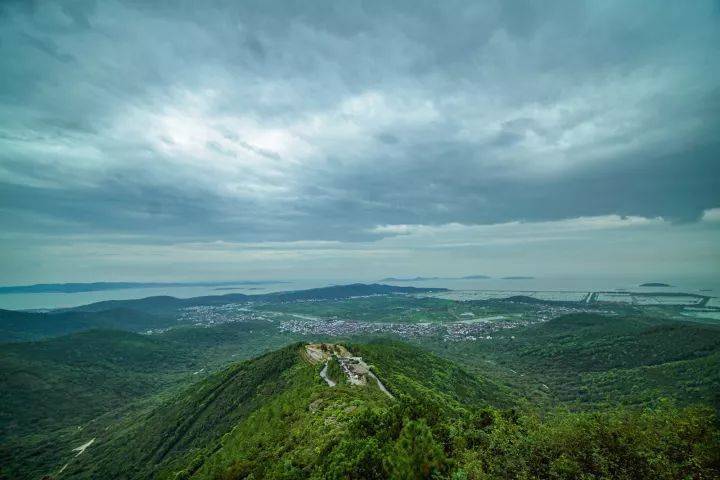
[171,299,609,342]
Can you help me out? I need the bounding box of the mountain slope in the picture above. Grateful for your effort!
[57,341,505,479]
[432,312,720,408]
[0,330,203,480]
[0,307,171,342]
[63,343,372,479]
[0,324,302,480]
[579,351,720,408]
[352,340,513,408]
[0,330,199,438]
[48,341,720,480]
[509,314,720,372]
[64,344,303,479]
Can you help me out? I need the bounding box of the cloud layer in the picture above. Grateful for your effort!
[1,1,719,281]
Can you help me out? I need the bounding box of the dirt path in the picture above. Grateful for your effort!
[367,370,394,398]
[72,438,95,456]
[54,437,95,478]
[306,344,392,398]
[319,362,336,387]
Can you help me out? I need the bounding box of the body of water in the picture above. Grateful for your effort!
[0,280,335,310]
[379,276,720,296]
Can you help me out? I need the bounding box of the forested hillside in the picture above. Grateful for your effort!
[2,290,719,479]
[52,343,720,480]
[424,313,720,409]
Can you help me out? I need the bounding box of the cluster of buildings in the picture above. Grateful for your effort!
[278,318,443,338]
[443,317,527,341]
[277,303,615,341]
[336,356,371,386]
[535,304,614,320]
[176,303,274,326]
[170,299,614,342]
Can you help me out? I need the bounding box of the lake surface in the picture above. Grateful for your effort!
[0,280,335,310]
[1,276,716,311]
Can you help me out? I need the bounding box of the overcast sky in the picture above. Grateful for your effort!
[1,0,719,284]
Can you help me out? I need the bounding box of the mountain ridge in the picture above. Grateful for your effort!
[59,341,720,480]
[61,283,447,314]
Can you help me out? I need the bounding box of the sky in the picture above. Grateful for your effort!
[1,0,719,284]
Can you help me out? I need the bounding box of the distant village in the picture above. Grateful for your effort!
[168,300,607,342]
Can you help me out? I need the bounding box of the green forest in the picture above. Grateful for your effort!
[2,285,720,479]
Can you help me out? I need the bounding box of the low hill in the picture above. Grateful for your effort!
[262,283,445,301]
[580,351,720,408]
[439,313,720,408]
[512,313,720,372]
[0,308,171,342]
[63,283,446,315]
[64,295,196,314]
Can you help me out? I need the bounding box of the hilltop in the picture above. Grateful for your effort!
[50,341,509,479]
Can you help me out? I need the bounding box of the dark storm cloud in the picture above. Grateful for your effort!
[1,0,719,246]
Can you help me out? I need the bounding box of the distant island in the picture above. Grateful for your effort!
[213,287,265,291]
[639,282,672,287]
[380,275,491,282]
[502,276,535,280]
[0,280,285,294]
[380,277,440,282]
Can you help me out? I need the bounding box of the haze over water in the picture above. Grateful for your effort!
[2,275,717,311]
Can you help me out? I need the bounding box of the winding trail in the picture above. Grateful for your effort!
[306,344,393,398]
[54,437,95,478]
[72,438,95,456]
[319,362,336,387]
[368,370,394,399]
